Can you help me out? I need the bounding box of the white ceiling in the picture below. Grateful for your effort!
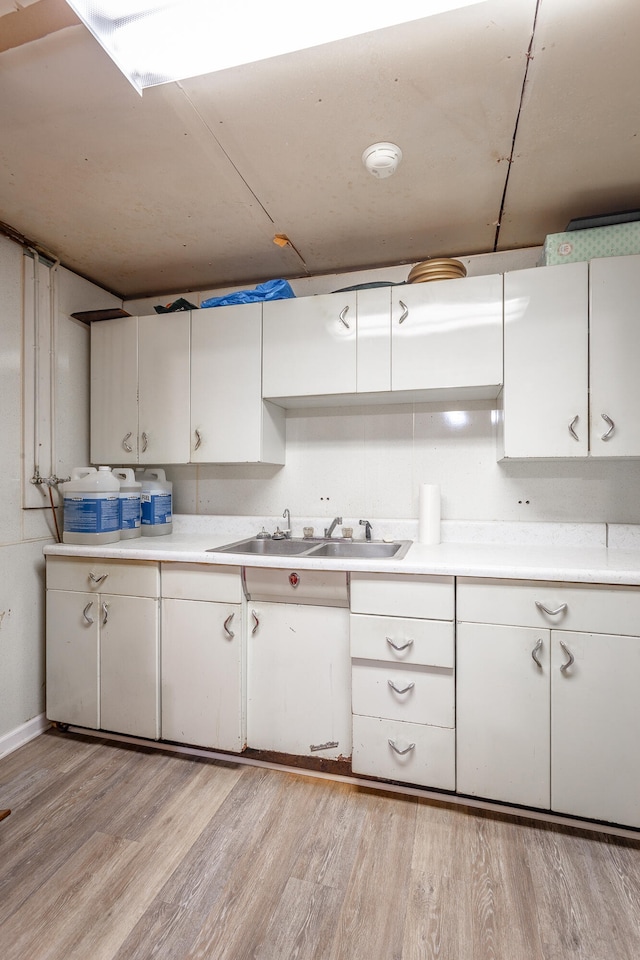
[1,0,640,299]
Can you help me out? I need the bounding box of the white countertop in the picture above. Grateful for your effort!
[43,516,640,586]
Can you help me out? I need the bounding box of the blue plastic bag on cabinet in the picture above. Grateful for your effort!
[201,278,295,308]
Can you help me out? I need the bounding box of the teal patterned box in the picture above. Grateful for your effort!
[541,222,640,265]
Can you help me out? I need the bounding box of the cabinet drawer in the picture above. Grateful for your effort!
[457,577,640,636]
[161,562,243,603]
[245,566,348,606]
[352,662,454,728]
[350,614,453,667]
[352,715,455,790]
[46,556,159,598]
[350,573,454,620]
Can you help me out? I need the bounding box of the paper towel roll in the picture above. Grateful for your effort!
[418,484,441,544]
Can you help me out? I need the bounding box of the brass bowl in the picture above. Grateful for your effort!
[408,258,467,283]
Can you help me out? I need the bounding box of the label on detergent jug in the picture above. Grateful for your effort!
[141,492,172,526]
[64,496,120,534]
[120,494,141,531]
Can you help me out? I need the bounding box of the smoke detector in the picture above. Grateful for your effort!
[362,142,403,179]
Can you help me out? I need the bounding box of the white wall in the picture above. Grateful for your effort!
[0,236,119,743]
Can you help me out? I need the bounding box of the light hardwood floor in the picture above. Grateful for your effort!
[1,729,639,960]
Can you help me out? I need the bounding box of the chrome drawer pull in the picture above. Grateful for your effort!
[82,602,94,625]
[89,572,108,585]
[535,600,567,617]
[386,637,414,652]
[194,429,202,451]
[101,601,109,625]
[141,431,149,452]
[568,415,579,442]
[388,679,415,695]
[531,637,543,669]
[388,738,415,756]
[339,305,350,329]
[559,639,575,674]
[251,611,259,635]
[600,413,615,441]
[122,431,133,453]
[223,613,235,639]
[398,300,409,324]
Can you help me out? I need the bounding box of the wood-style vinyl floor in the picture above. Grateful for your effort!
[1,729,640,960]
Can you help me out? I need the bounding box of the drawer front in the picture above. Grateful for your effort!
[457,577,640,636]
[352,662,454,728]
[46,556,159,598]
[245,566,348,606]
[350,614,454,667]
[161,562,243,603]
[352,715,455,790]
[350,572,454,620]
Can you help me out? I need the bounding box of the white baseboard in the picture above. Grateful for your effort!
[0,713,50,760]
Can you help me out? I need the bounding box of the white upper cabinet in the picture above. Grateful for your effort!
[91,315,139,464]
[262,291,358,399]
[590,255,640,457]
[501,261,589,458]
[137,312,191,464]
[391,274,503,396]
[191,303,284,464]
[90,312,190,464]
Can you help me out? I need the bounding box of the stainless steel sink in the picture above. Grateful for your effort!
[210,537,316,556]
[209,536,412,560]
[307,540,411,559]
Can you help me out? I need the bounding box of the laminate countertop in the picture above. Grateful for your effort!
[43,516,640,586]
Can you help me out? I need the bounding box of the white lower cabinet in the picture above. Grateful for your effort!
[46,557,160,739]
[246,568,351,760]
[161,563,245,752]
[349,573,456,790]
[457,578,640,828]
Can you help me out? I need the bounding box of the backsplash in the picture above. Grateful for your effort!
[166,400,640,525]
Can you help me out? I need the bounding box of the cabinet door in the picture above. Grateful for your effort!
[100,594,159,739]
[247,601,351,758]
[161,599,244,751]
[138,312,190,464]
[46,591,99,729]
[590,255,640,457]
[262,292,357,399]
[551,631,640,828]
[456,621,550,808]
[502,262,588,458]
[391,274,503,393]
[90,316,138,464]
[191,303,284,464]
[356,286,391,393]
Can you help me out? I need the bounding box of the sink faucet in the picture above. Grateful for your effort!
[359,519,373,541]
[282,508,292,538]
[324,516,342,538]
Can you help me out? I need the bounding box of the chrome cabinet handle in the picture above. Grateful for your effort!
[82,602,94,625]
[251,611,259,635]
[194,429,202,451]
[101,601,109,625]
[398,299,409,325]
[531,637,543,669]
[535,600,567,618]
[568,415,579,442]
[141,431,149,452]
[559,639,575,674]
[600,413,615,441]
[386,636,414,652]
[223,613,235,639]
[338,306,350,329]
[89,572,108,585]
[388,679,415,695]
[388,739,415,756]
[122,431,133,453]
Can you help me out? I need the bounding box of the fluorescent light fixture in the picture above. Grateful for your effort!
[65,0,487,94]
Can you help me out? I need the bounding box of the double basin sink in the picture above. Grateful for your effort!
[208,536,412,560]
